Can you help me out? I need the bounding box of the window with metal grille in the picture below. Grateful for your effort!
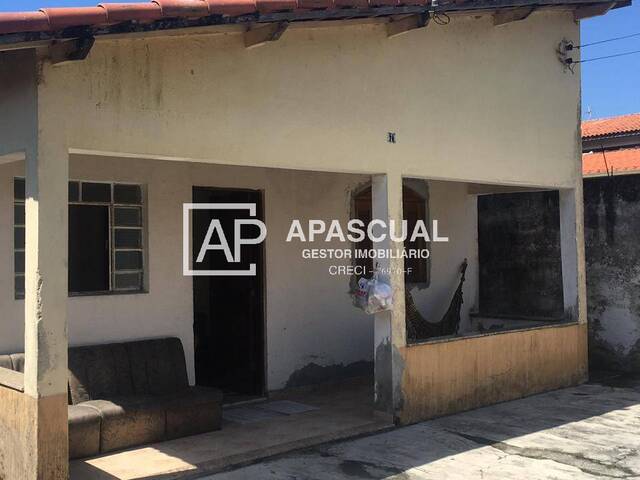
[14,178,146,298]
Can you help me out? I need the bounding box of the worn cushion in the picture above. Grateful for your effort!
[162,387,223,439]
[0,354,12,371]
[125,338,189,395]
[68,342,134,405]
[68,337,189,405]
[9,353,24,373]
[82,397,166,453]
[68,405,101,459]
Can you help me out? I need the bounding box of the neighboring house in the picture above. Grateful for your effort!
[582,113,640,372]
[0,0,624,477]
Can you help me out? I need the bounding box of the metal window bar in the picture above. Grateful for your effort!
[14,178,146,297]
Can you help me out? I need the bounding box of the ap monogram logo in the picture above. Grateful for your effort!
[183,203,267,276]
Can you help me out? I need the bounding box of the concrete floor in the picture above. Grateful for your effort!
[70,377,390,480]
[205,375,640,479]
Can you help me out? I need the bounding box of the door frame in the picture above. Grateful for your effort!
[191,185,268,398]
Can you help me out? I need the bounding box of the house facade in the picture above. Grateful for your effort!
[0,0,623,477]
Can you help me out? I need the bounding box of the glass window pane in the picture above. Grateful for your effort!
[14,227,24,249]
[115,251,143,270]
[14,205,25,225]
[114,207,141,227]
[114,184,142,205]
[14,251,24,274]
[15,275,24,297]
[14,178,25,201]
[69,205,110,293]
[114,229,141,248]
[114,272,142,290]
[81,182,111,203]
[69,182,80,202]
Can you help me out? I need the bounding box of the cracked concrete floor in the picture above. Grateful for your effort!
[203,377,640,479]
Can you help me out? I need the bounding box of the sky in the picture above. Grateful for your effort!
[0,0,638,120]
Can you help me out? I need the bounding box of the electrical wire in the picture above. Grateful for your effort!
[572,49,640,64]
[432,12,450,25]
[576,32,640,48]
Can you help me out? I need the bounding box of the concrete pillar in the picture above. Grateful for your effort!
[559,185,587,325]
[371,173,406,419]
[23,56,69,478]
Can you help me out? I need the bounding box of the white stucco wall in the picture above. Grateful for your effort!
[0,156,482,390]
[409,180,479,333]
[0,156,376,389]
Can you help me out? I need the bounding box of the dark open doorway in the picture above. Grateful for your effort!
[192,187,265,401]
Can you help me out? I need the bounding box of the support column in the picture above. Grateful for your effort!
[23,56,69,478]
[559,184,587,324]
[371,173,406,419]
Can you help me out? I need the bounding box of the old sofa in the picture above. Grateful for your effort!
[0,337,223,459]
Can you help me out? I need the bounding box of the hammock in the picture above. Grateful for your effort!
[406,259,468,341]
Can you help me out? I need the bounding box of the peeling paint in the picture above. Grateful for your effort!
[374,340,392,413]
[285,361,373,389]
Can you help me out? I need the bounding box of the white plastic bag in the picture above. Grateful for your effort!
[353,274,393,314]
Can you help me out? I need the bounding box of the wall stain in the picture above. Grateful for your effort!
[585,174,640,372]
[477,191,564,318]
[285,360,373,389]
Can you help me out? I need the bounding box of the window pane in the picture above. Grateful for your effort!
[114,207,141,227]
[114,229,142,248]
[114,272,142,290]
[14,227,24,249]
[14,251,24,274]
[81,182,111,203]
[14,178,24,201]
[114,184,142,205]
[69,182,80,202]
[69,205,110,293]
[15,275,24,297]
[115,251,143,270]
[14,204,25,225]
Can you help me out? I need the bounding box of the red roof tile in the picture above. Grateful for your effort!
[0,0,623,36]
[583,147,640,177]
[0,0,410,35]
[582,113,640,139]
[98,3,163,22]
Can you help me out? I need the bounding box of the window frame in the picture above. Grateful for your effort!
[13,178,148,299]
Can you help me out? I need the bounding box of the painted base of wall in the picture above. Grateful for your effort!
[398,323,588,424]
[0,387,68,480]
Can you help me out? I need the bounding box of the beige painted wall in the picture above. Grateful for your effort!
[35,10,580,189]
[399,322,588,423]
[409,180,479,332]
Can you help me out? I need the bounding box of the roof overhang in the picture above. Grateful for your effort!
[0,0,631,52]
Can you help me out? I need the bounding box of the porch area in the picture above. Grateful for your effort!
[70,377,390,479]
[0,150,588,478]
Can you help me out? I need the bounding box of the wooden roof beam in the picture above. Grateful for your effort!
[493,6,535,26]
[244,21,288,49]
[386,13,429,38]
